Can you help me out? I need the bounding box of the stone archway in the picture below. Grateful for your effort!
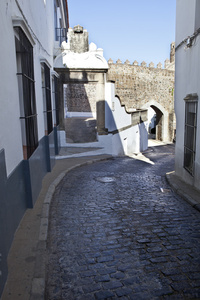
[151,105,163,141]
[142,100,169,142]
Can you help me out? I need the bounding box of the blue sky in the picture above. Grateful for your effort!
[67,0,176,66]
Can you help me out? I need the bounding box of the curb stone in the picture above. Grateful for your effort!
[166,171,200,212]
[31,155,112,300]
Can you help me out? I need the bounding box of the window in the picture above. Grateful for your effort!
[184,94,198,176]
[52,75,59,126]
[54,0,68,45]
[41,62,53,135]
[54,0,58,41]
[15,27,38,160]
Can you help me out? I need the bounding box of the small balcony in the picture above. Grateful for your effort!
[55,27,67,46]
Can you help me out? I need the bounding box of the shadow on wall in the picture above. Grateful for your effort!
[104,93,148,156]
[104,98,126,155]
[139,118,148,151]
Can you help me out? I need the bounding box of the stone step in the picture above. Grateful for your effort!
[64,117,97,143]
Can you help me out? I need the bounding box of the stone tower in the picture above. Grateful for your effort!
[67,25,89,53]
[170,42,175,63]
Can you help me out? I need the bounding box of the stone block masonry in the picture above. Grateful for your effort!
[107,58,175,141]
[107,60,174,112]
[65,82,97,113]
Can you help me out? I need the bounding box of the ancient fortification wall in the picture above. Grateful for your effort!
[107,57,175,141]
[107,59,174,113]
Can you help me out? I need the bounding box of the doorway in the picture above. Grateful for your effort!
[148,105,164,141]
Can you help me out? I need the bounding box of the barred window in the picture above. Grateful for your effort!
[184,94,198,176]
[15,27,38,160]
[41,63,53,134]
[52,75,59,126]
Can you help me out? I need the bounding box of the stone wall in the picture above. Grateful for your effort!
[58,69,107,135]
[107,59,175,141]
[107,60,174,112]
[67,25,89,53]
[64,82,97,112]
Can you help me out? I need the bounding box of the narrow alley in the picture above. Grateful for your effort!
[45,144,200,299]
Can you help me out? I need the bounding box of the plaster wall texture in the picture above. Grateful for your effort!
[105,82,148,155]
[13,0,55,57]
[0,0,67,295]
[110,124,148,156]
[0,0,57,175]
[176,0,196,46]
[0,1,24,175]
[105,82,131,131]
[55,46,108,69]
[175,33,200,190]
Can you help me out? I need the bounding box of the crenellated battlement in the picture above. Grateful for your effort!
[108,57,174,71]
[106,44,175,142]
[108,42,175,71]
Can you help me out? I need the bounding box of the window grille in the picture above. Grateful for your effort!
[15,27,38,160]
[55,27,67,45]
[52,75,59,126]
[184,95,198,176]
[41,63,53,134]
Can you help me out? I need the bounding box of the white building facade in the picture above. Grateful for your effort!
[0,0,68,294]
[55,25,148,156]
[175,0,200,190]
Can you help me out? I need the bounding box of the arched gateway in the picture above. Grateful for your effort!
[107,44,175,142]
[142,100,170,142]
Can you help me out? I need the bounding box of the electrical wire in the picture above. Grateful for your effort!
[175,27,200,51]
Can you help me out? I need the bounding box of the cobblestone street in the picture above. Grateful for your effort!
[45,144,200,299]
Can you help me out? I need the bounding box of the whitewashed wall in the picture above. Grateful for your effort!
[176,0,196,46]
[0,1,24,175]
[0,0,56,175]
[105,82,148,155]
[60,80,148,156]
[175,0,200,190]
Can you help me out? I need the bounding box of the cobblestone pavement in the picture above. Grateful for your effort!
[45,144,200,299]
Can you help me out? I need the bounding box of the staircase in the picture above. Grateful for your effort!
[64,117,97,143]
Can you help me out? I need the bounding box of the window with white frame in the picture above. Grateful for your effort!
[184,94,198,176]
[15,27,38,160]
